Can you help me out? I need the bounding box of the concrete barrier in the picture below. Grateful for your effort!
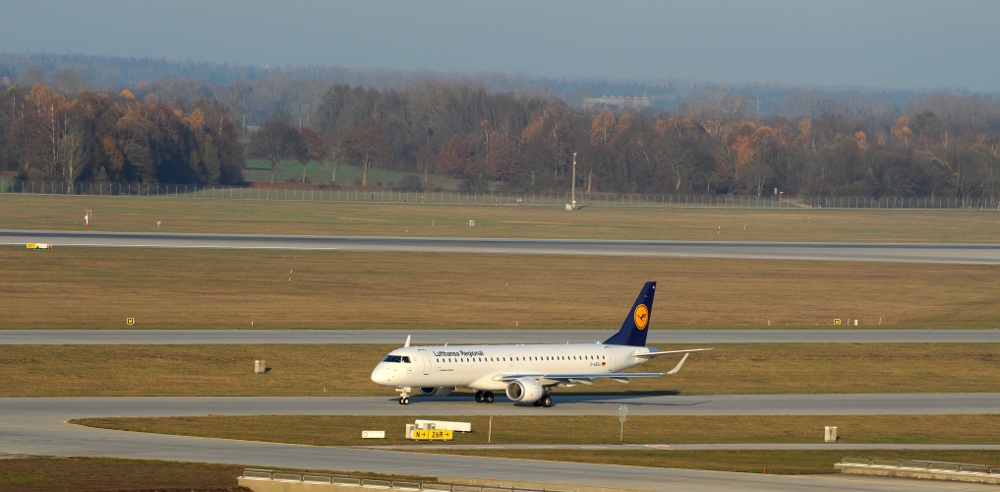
[836,459,1000,485]
[238,469,637,492]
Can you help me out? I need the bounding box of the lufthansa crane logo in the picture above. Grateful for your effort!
[633,304,649,330]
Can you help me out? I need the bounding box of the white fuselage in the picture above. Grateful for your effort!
[370,342,654,391]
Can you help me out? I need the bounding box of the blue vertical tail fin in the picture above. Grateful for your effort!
[603,281,656,346]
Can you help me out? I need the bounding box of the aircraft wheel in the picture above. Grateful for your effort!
[540,395,552,408]
[484,391,495,403]
[532,399,542,407]
[475,391,485,403]
[400,397,410,405]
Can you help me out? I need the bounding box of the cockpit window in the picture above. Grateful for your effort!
[402,356,411,363]
[383,355,403,363]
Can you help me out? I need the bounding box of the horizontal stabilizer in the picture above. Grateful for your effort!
[632,348,713,359]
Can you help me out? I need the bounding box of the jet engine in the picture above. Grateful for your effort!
[419,386,455,397]
[505,379,545,403]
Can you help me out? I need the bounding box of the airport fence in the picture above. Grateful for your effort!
[241,468,575,492]
[3,179,1000,210]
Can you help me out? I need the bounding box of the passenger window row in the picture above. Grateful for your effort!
[434,355,606,363]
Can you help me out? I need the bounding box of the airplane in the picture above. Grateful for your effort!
[370,281,711,407]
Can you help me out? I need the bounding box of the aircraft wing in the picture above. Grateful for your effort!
[499,353,694,387]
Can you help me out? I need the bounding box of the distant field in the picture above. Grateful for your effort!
[4,344,998,396]
[3,194,1000,242]
[2,247,998,330]
[244,158,461,190]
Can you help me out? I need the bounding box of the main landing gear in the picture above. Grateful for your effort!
[475,390,495,403]
[532,394,553,407]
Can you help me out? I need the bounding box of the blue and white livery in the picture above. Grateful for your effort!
[370,281,710,407]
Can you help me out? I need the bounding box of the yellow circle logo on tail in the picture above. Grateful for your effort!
[634,304,649,330]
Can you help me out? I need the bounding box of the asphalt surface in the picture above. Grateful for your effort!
[4,229,1000,264]
[5,396,1000,492]
[7,394,1000,417]
[3,329,998,344]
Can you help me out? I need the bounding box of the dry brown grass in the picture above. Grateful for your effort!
[75,416,1000,475]
[76,414,1000,446]
[2,247,998,330]
[431,449,1000,475]
[4,344,998,397]
[0,456,245,492]
[3,194,1000,242]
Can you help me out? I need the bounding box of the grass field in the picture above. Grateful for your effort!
[0,456,246,492]
[9,452,999,482]
[76,414,1000,446]
[4,194,999,481]
[3,247,998,330]
[427,449,1000,476]
[4,344,998,397]
[0,456,438,492]
[74,416,1000,475]
[3,194,1000,242]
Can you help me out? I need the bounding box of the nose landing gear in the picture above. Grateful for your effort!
[397,387,412,405]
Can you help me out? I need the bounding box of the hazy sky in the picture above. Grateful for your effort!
[4,0,999,92]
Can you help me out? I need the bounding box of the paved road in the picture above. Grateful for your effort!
[4,229,1000,264]
[5,396,1000,492]
[3,329,997,345]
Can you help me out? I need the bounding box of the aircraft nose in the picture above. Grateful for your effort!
[371,364,389,384]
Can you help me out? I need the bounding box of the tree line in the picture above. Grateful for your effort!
[3,78,1000,200]
[0,84,243,190]
[261,82,1000,200]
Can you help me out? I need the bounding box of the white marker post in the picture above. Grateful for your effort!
[619,404,628,442]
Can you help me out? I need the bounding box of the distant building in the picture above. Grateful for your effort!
[583,95,650,110]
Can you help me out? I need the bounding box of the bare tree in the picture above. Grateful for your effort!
[343,116,391,186]
[248,115,305,184]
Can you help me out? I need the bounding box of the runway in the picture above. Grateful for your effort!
[3,229,1000,264]
[5,396,1000,492]
[3,329,999,344]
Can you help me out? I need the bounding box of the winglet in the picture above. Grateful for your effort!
[665,353,690,375]
[404,335,411,348]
